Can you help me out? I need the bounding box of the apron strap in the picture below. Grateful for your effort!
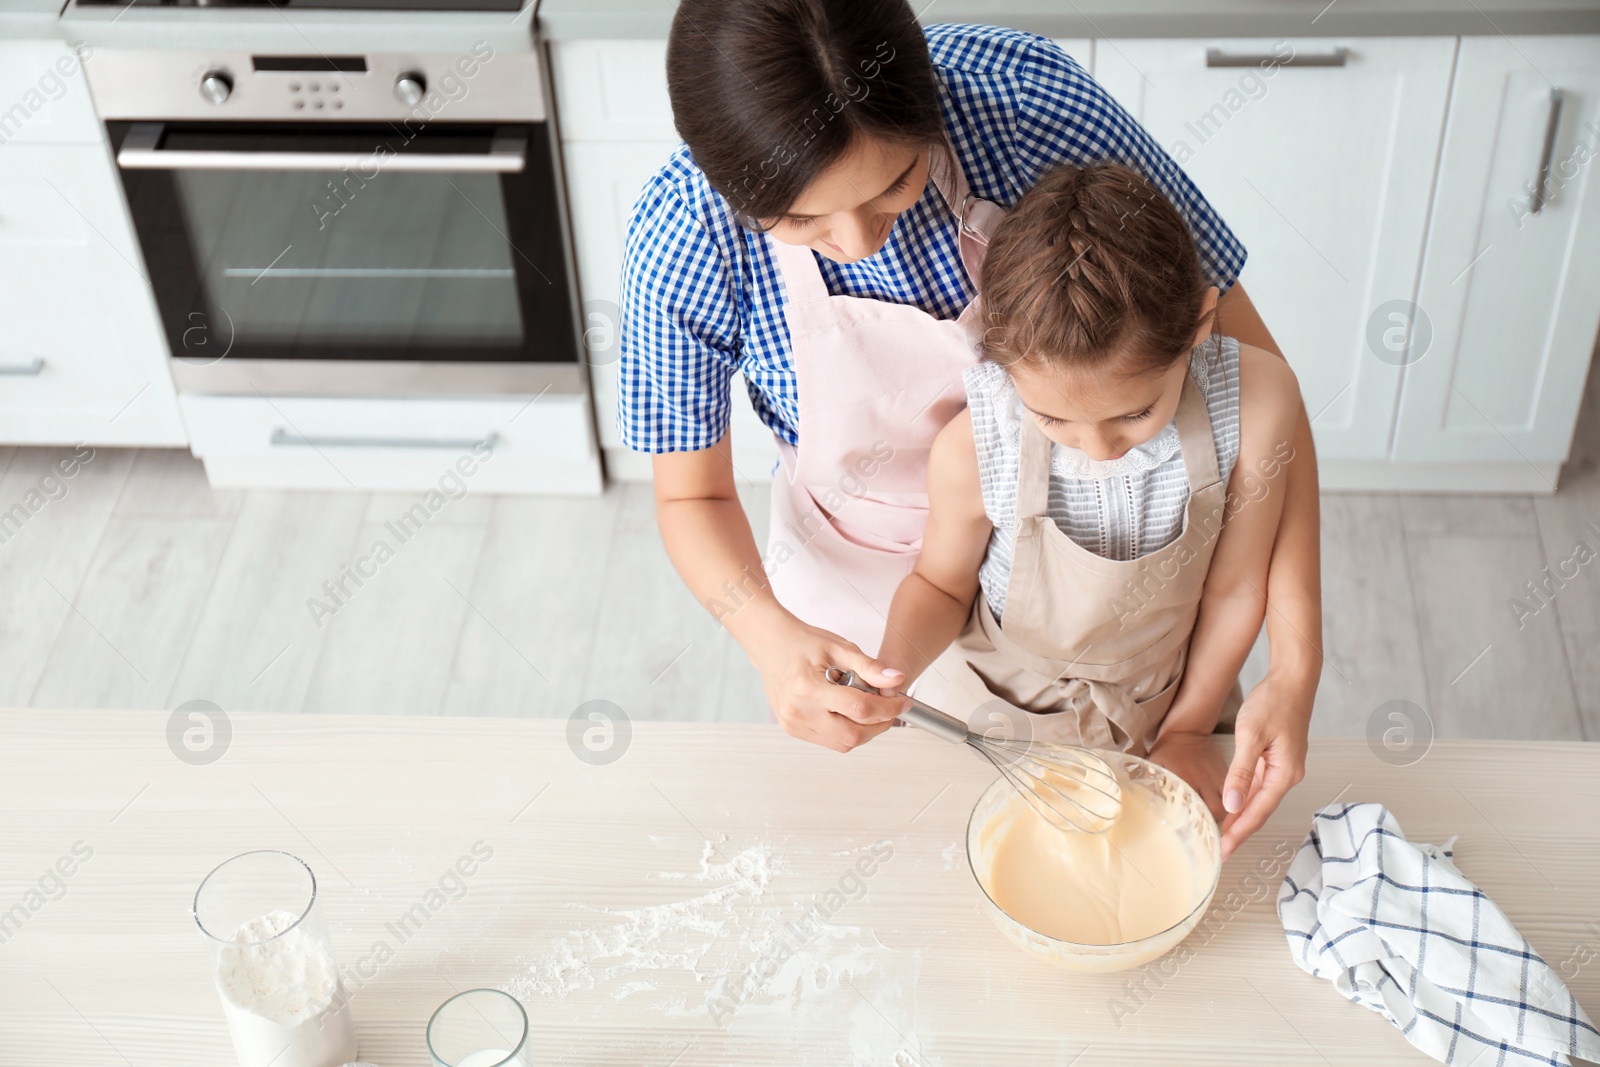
[1015,355,1220,521]
[769,142,1006,307]
[1172,366,1222,492]
[1014,406,1054,522]
[929,142,1003,286]
[768,237,831,305]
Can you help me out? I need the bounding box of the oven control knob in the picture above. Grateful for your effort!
[199,70,233,105]
[394,72,426,106]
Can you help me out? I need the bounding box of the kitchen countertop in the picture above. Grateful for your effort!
[2,710,1596,1065]
[536,0,1600,39]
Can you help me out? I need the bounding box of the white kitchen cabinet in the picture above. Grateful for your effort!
[1055,39,1093,73]
[560,137,679,459]
[179,393,600,493]
[1392,35,1600,482]
[0,38,101,146]
[558,133,781,480]
[1095,38,1457,467]
[548,36,1097,138]
[548,38,679,143]
[0,138,185,446]
[551,39,777,481]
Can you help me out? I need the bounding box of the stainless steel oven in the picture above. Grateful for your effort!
[86,45,585,399]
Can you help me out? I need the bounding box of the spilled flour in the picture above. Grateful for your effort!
[505,841,776,1000]
[503,838,924,1064]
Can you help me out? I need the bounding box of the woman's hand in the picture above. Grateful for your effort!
[1219,670,1311,859]
[1146,729,1229,821]
[748,614,911,753]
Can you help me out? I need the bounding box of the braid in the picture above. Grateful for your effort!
[1051,169,1132,357]
[979,161,1207,376]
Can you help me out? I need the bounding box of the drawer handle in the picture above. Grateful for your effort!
[1206,46,1348,68]
[1531,88,1565,215]
[0,358,45,376]
[270,428,499,450]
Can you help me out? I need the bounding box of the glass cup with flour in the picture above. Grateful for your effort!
[193,850,358,1067]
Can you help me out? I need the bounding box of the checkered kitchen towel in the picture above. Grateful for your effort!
[1278,802,1600,1066]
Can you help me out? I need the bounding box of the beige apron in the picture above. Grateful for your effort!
[914,369,1243,755]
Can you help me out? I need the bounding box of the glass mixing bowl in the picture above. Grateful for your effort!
[965,750,1222,973]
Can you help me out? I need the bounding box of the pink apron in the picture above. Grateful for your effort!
[764,147,1004,656]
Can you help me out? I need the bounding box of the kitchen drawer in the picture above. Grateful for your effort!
[0,287,148,425]
[548,40,676,142]
[0,275,183,445]
[0,274,141,410]
[0,39,103,145]
[179,394,603,494]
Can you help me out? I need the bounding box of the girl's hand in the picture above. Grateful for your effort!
[749,615,911,753]
[1146,730,1229,821]
[1219,671,1310,859]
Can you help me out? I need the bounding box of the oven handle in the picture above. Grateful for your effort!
[116,123,526,173]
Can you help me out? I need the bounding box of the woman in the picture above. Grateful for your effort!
[620,0,1320,857]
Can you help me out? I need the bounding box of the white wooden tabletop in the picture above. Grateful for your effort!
[1,710,1595,1066]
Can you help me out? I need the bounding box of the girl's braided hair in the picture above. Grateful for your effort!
[979,162,1213,378]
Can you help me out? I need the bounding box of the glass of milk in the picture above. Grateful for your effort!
[426,989,530,1067]
[194,850,358,1067]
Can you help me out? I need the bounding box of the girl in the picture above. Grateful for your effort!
[623,0,1321,852]
[878,162,1305,818]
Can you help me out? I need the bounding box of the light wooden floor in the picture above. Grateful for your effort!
[2,369,1597,740]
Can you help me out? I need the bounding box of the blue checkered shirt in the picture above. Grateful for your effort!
[618,22,1248,454]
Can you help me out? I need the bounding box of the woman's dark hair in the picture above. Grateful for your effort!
[979,162,1213,378]
[666,0,944,227]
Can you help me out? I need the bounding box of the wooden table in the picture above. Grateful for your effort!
[1,711,1596,1066]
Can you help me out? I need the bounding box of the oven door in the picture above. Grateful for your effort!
[110,120,582,396]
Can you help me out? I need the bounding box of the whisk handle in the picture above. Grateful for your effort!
[898,700,973,744]
[824,667,971,745]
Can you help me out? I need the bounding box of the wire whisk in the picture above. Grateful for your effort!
[827,666,1123,834]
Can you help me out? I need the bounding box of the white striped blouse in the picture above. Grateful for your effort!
[966,335,1242,622]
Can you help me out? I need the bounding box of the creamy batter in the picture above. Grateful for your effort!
[1023,758,1122,833]
[977,774,1200,945]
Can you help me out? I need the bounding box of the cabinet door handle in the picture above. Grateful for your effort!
[1531,88,1566,216]
[0,358,45,375]
[1206,46,1348,68]
[270,428,498,450]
